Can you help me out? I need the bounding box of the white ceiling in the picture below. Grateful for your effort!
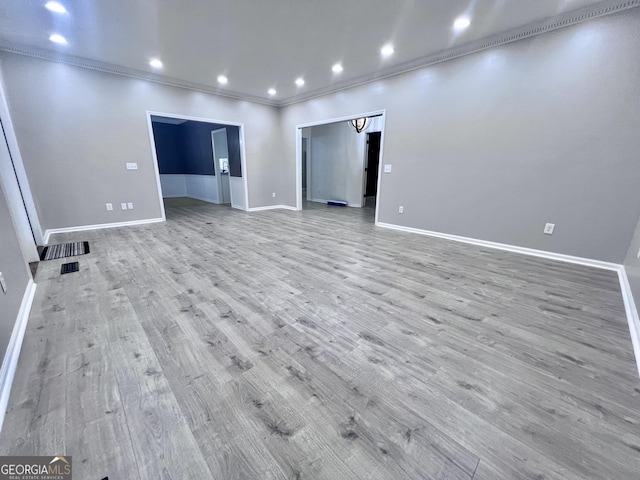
[0,0,633,105]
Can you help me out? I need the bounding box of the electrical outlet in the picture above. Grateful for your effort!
[272,192,276,198]
[637,247,640,259]
[0,272,6,294]
[126,162,138,170]
[106,203,113,211]
[398,206,404,214]
[384,164,392,173]
[121,203,128,210]
[543,223,555,235]
[127,202,134,210]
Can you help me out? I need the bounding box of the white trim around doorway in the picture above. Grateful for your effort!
[146,111,250,214]
[294,110,386,223]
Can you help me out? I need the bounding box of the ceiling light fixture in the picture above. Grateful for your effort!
[381,44,394,57]
[149,58,163,69]
[454,16,471,30]
[295,78,305,87]
[217,75,228,85]
[49,33,68,45]
[268,88,276,96]
[349,117,371,133]
[45,1,67,13]
[332,63,343,74]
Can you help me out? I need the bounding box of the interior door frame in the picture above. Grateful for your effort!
[146,111,249,218]
[295,109,386,222]
[211,127,231,205]
[0,82,43,256]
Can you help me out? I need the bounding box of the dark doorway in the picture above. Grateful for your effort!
[365,132,381,198]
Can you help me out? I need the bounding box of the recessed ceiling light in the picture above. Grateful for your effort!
[381,44,394,57]
[45,1,66,13]
[454,16,471,30]
[149,58,163,69]
[217,75,228,85]
[295,78,305,87]
[268,88,276,96]
[49,33,67,45]
[332,63,343,74]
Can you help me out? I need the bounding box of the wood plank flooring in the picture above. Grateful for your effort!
[1,197,639,479]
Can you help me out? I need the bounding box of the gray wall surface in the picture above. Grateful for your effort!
[0,52,282,231]
[280,10,640,263]
[0,178,30,362]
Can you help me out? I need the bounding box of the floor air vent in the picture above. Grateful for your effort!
[60,262,79,275]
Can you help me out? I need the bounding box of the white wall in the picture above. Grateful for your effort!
[159,174,219,203]
[0,52,282,232]
[280,10,640,263]
[185,175,219,204]
[230,177,245,210]
[159,174,187,198]
[306,121,365,206]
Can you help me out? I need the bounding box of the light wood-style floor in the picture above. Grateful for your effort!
[2,197,639,479]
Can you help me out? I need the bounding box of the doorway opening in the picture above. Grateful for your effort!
[295,110,385,222]
[146,112,249,219]
[364,131,381,210]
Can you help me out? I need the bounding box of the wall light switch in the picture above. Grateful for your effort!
[127,202,134,210]
[543,223,555,235]
[0,272,6,294]
[121,203,128,210]
[106,203,113,211]
[384,164,392,173]
[126,163,138,170]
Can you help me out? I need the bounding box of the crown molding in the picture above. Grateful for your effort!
[0,42,279,107]
[1,0,638,108]
[279,0,640,106]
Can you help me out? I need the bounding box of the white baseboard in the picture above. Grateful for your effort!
[43,218,164,244]
[0,279,37,433]
[246,205,298,212]
[376,221,640,378]
[617,268,640,379]
[376,222,620,271]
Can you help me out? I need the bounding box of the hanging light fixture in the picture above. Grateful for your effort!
[349,117,371,133]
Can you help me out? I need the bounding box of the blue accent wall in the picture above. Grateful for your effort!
[152,119,242,177]
[181,121,215,175]
[152,122,184,174]
[226,125,242,177]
